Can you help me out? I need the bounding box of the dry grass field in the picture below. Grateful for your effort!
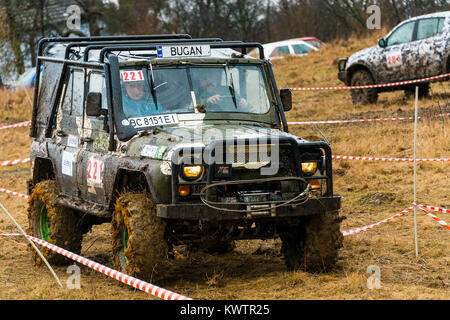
[0,32,448,300]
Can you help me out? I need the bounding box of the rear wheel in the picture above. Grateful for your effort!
[112,192,169,282]
[280,211,344,273]
[350,69,378,105]
[404,83,430,99]
[27,180,84,265]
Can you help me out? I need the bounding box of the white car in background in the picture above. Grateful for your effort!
[261,37,324,59]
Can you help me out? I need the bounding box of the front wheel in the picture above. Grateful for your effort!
[350,69,378,105]
[280,211,344,273]
[27,180,84,265]
[112,192,169,282]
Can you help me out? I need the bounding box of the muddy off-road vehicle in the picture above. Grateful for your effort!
[27,34,343,282]
[338,11,450,104]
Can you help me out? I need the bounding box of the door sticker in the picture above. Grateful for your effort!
[67,135,78,148]
[87,157,104,187]
[386,49,402,68]
[62,151,74,176]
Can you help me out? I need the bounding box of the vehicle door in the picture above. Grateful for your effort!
[77,70,110,206]
[411,17,447,78]
[53,66,84,199]
[380,20,417,83]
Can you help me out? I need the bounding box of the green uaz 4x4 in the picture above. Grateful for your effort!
[27,34,343,282]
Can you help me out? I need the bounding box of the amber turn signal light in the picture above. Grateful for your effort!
[178,185,191,197]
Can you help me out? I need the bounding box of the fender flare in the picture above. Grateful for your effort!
[346,62,377,85]
[32,157,56,185]
[110,168,161,209]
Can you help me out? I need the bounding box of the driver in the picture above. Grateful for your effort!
[197,72,250,110]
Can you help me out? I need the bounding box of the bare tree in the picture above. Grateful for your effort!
[75,0,104,36]
[229,0,263,41]
[1,0,25,75]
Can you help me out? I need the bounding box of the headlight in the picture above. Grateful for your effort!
[182,165,204,180]
[301,162,318,175]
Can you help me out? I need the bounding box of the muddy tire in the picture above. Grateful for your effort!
[112,192,169,282]
[280,211,344,273]
[350,69,378,105]
[27,180,84,265]
[404,83,430,99]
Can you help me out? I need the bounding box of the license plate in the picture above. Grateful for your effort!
[128,114,179,128]
[240,192,269,203]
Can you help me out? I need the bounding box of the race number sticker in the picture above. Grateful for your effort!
[62,151,74,176]
[128,114,179,129]
[157,45,211,58]
[87,158,104,186]
[120,70,144,82]
[386,49,402,68]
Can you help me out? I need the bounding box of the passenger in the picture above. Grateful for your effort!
[122,81,156,117]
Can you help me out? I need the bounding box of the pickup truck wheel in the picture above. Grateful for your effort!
[280,211,344,273]
[350,70,378,104]
[27,180,83,265]
[112,192,169,282]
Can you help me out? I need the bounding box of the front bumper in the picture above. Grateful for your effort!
[338,71,347,83]
[157,195,341,221]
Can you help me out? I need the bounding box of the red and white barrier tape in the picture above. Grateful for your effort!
[0,188,30,199]
[0,232,192,300]
[418,204,450,214]
[342,205,450,236]
[332,155,450,162]
[342,207,413,236]
[417,207,450,231]
[288,113,450,125]
[289,73,450,91]
[0,121,31,130]
[0,158,30,166]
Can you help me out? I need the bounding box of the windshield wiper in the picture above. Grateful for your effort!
[227,67,238,109]
[148,63,159,110]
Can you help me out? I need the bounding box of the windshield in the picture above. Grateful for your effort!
[120,64,272,127]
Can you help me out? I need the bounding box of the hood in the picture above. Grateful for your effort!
[346,45,379,69]
[122,122,306,161]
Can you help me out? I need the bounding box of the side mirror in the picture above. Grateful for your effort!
[378,38,386,48]
[280,88,292,112]
[86,92,103,117]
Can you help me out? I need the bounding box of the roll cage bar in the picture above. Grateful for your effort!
[30,34,288,148]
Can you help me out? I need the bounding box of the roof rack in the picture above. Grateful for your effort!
[99,42,265,63]
[38,34,192,57]
[80,38,225,62]
[31,35,267,138]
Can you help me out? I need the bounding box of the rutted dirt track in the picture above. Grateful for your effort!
[1,34,449,300]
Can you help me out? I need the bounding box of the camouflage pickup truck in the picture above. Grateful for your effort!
[338,11,450,104]
[27,35,343,282]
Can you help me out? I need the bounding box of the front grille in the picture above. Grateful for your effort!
[172,138,333,204]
